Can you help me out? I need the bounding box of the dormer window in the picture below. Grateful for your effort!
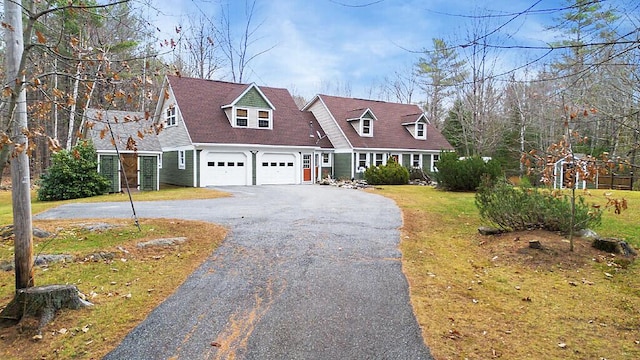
[416,123,425,139]
[223,84,276,130]
[236,108,248,127]
[258,110,271,128]
[402,114,429,139]
[362,119,371,135]
[166,106,177,126]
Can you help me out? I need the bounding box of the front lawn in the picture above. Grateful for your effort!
[378,186,640,360]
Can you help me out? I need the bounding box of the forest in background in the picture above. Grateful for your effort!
[0,0,638,185]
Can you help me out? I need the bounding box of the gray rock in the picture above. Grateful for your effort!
[0,259,14,271]
[79,222,119,232]
[576,228,598,239]
[137,237,187,248]
[478,226,503,235]
[83,252,115,262]
[34,254,75,266]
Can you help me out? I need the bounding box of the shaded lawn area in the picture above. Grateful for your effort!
[0,187,229,360]
[377,186,640,360]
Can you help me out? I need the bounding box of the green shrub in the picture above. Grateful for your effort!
[433,152,502,191]
[37,141,111,201]
[475,178,602,234]
[364,157,409,185]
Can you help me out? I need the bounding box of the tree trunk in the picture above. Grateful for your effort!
[5,0,34,290]
[0,285,92,330]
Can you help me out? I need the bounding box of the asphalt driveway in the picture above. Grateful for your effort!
[35,185,433,359]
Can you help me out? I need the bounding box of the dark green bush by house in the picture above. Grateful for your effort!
[37,141,111,201]
[475,178,602,234]
[364,157,409,185]
[433,152,502,191]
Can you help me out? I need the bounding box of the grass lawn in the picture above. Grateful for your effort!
[0,187,229,360]
[376,186,640,360]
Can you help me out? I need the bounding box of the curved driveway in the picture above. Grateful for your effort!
[36,185,432,359]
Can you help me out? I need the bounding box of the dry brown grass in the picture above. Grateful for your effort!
[378,186,640,360]
[0,218,226,360]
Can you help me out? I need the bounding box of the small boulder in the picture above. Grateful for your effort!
[478,226,503,236]
[137,237,187,248]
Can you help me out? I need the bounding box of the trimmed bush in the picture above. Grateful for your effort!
[433,152,502,191]
[37,141,111,201]
[475,178,602,234]
[364,157,409,185]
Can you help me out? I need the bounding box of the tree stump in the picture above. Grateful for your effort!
[529,240,543,250]
[0,284,92,331]
[593,237,637,257]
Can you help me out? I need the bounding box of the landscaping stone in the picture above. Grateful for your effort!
[83,252,115,262]
[34,254,74,266]
[478,226,503,236]
[576,228,598,239]
[79,222,119,232]
[0,225,51,240]
[137,237,187,248]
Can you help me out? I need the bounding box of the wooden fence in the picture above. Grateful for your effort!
[596,174,635,190]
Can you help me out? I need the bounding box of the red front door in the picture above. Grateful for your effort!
[303,154,312,182]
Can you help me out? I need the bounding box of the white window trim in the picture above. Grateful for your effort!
[235,107,248,127]
[416,123,426,139]
[258,109,273,129]
[361,118,373,137]
[412,154,421,168]
[374,153,384,166]
[166,106,177,127]
[357,152,369,172]
[431,154,440,172]
[178,150,186,170]
[321,153,331,166]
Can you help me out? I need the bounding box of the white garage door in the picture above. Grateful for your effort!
[259,153,297,184]
[202,152,248,186]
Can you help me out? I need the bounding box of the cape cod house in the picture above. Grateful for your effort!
[84,109,162,192]
[155,76,333,187]
[154,75,453,187]
[302,94,454,179]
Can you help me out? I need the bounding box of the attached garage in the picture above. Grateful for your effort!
[258,153,298,185]
[201,152,249,186]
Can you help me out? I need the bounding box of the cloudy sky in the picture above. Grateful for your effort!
[147,0,637,100]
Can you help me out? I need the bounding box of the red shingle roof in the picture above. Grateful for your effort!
[167,76,332,148]
[317,94,453,151]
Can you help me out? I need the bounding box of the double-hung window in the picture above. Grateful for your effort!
[236,109,248,127]
[322,153,330,166]
[416,123,425,138]
[412,154,420,168]
[362,119,371,135]
[358,153,368,169]
[375,153,384,166]
[258,110,271,128]
[166,106,176,126]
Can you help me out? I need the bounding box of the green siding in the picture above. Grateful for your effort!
[196,150,201,187]
[236,87,271,108]
[140,156,158,191]
[423,154,432,172]
[402,154,411,168]
[100,155,120,193]
[252,152,257,185]
[334,153,352,180]
[160,150,195,187]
